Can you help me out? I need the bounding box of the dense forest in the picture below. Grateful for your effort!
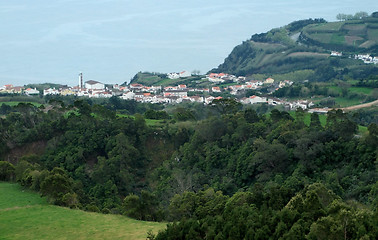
[0,98,377,239]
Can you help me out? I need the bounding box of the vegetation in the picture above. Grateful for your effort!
[0,97,376,231]
[0,182,166,240]
[1,12,377,239]
[212,16,378,78]
[126,71,206,87]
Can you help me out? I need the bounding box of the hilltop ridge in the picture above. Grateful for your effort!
[212,13,378,78]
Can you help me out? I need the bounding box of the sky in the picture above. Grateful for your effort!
[0,0,376,86]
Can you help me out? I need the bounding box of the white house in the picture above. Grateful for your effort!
[85,80,105,90]
[121,91,135,100]
[167,72,180,79]
[249,95,267,104]
[164,90,187,97]
[91,91,112,98]
[331,51,342,57]
[212,87,221,93]
[265,78,275,84]
[24,88,39,95]
[43,88,60,95]
[179,71,191,78]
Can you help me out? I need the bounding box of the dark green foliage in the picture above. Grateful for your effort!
[286,18,327,32]
[155,183,377,240]
[144,109,170,120]
[40,167,73,205]
[0,96,376,239]
[172,108,196,121]
[0,161,15,181]
[210,98,242,115]
[122,190,163,221]
[326,109,357,140]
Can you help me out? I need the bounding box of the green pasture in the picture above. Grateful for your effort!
[348,87,374,95]
[367,28,378,40]
[308,33,333,43]
[289,112,368,134]
[334,97,364,107]
[116,113,167,126]
[330,34,345,45]
[0,182,166,240]
[0,101,43,107]
[307,22,344,32]
[289,111,327,127]
[0,183,48,209]
[154,78,180,86]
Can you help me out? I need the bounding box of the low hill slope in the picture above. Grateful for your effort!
[213,16,378,78]
[0,182,166,240]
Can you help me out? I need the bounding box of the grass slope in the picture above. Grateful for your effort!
[214,17,378,76]
[0,182,166,240]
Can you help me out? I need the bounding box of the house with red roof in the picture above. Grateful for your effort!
[212,87,221,93]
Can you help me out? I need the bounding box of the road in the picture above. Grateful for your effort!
[341,99,378,111]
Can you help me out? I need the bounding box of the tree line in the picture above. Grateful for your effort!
[0,99,377,239]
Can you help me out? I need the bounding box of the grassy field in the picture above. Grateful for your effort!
[116,113,167,126]
[289,111,327,127]
[349,87,374,95]
[289,112,369,134]
[367,28,378,40]
[0,182,166,240]
[307,22,344,32]
[0,101,43,107]
[334,97,363,107]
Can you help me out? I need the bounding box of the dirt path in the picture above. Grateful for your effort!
[340,99,378,111]
[0,205,41,212]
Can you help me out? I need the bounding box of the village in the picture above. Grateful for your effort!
[330,51,378,64]
[0,71,317,111]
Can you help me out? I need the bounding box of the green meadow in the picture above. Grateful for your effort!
[289,111,327,127]
[0,101,43,107]
[289,111,368,134]
[0,182,166,240]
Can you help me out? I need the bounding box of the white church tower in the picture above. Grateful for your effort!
[79,72,83,88]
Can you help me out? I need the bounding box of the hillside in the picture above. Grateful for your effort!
[212,15,378,79]
[127,71,206,87]
[0,182,166,240]
[0,97,377,239]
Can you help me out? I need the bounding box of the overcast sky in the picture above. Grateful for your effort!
[0,0,376,86]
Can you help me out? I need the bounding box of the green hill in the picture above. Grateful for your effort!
[212,15,378,79]
[126,71,207,87]
[0,182,166,240]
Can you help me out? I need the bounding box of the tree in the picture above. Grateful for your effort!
[310,113,322,129]
[326,109,357,140]
[354,11,368,19]
[40,168,73,205]
[122,190,162,221]
[211,98,242,115]
[336,13,346,21]
[0,161,15,181]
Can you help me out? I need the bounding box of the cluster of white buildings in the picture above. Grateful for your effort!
[2,71,301,109]
[43,80,113,98]
[331,51,343,57]
[240,95,314,110]
[120,80,310,110]
[167,71,192,79]
[207,73,246,83]
[0,85,40,95]
[331,51,378,64]
[354,54,378,64]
